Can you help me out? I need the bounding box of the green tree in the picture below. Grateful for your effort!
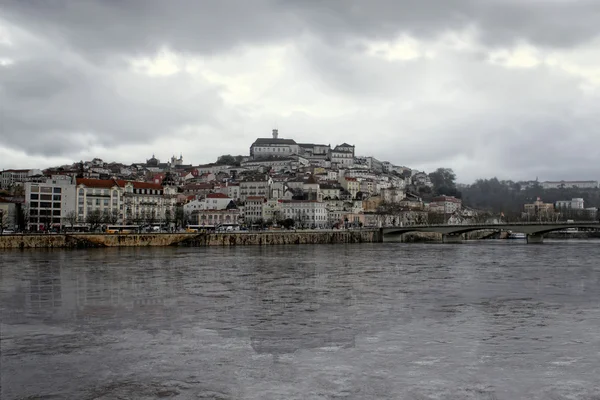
[429,168,460,197]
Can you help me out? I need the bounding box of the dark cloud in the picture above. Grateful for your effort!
[1,0,599,181]
[3,0,600,59]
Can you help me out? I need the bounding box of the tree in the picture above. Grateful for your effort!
[86,209,103,232]
[429,168,460,197]
[164,208,172,230]
[281,218,295,229]
[17,204,30,231]
[102,209,119,225]
[0,209,9,234]
[65,211,78,230]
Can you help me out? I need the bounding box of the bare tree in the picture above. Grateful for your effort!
[102,208,119,225]
[86,209,103,232]
[0,210,9,234]
[65,211,78,230]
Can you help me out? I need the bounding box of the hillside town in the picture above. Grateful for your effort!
[1,129,599,233]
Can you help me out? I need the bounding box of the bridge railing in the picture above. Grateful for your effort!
[381,221,600,228]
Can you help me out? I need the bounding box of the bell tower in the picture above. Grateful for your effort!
[272,129,278,139]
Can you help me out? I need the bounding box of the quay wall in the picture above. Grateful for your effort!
[384,229,501,243]
[0,230,383,249]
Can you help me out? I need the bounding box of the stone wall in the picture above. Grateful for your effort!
[0,230,382,249]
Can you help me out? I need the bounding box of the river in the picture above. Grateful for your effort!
[1,241,600,399]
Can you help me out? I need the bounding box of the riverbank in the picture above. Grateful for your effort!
[0,230,382,249]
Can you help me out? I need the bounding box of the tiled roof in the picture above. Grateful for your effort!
[252,138,297,145]
[76,178,119,188]
[246,196,266,201]
[207,193,230,198]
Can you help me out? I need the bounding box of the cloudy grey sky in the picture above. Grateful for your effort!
[1,0,599,183]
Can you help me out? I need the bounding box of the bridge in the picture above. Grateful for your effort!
[381,222,600,244]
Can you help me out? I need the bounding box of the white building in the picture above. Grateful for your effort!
[250,129,301,159]
[428,196,462,214]
[542,180,599,189]
[1,169,44,189]
[76,178,177,226]
[281,200,328,228]
[331,143,355,168]
[245,196,266,223]
[239,178,272,201]
[555,198,585,210]
[24,176,77,231]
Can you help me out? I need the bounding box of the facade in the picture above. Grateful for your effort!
[281,200,328,228]
[239,179,271,201]
[340,177,360,199]
[555,198,585,209]
[245,196,266,223]
[524,197,555,216]
[541,180,599,189]
[24,177,77,231]
[250,129,301,159]
[428,196,462,214]
[262,199,283,223]
[196,209,240,227]
[203,193,234,210]
[76,178,177,226]
[1,169,44,189]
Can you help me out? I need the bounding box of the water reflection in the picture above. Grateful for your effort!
[2,242,600,399]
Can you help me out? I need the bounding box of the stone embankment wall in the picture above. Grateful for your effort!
[0,230,382,249]
[384,229,501,243]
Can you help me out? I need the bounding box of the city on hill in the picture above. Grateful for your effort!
[1,129,599,233]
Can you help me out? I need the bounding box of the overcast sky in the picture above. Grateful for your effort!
[1,0,599,183]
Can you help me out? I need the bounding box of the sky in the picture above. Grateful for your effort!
[1,0,599,183]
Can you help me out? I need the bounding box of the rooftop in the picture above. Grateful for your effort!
[252,138,297,146]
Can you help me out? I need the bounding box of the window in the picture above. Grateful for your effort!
[79,189,84,195]
[96,199,100,206]
[31,185,39,192]
[40,186,52,193]
[30,201,39,208]
[40,194,52,201]
[53,187,62,193]
[40,202,51,208]
[30,193,39,200]
[53,195,61,201]
[53,210,61,216]
[104,199,109,206]
[79,207,84,215]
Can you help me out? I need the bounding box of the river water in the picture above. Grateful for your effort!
[1,241,600,399]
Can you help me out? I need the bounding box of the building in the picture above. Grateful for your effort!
[262,199,283,224]
[24,176,77,231]
[239,178,271,201]
[281,200,328,228]
[76,178,177,226]
[245,196,266,224]
[1,169,44,189]
[555,198,585,210]
[339,177,360,199]
[541,180,599,189]
[330,143,355,168]
[524,197,554,217]
[196,209,241,227]
[75,178,123,225]
[203,193,234,210]
[250,129,301,159]
[428,196,462,214]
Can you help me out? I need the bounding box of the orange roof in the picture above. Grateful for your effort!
[246,196,266,201]
[207,193,230,198]
[76,178,119,188]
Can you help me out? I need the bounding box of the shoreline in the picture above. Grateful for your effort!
[0,230,383,249]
